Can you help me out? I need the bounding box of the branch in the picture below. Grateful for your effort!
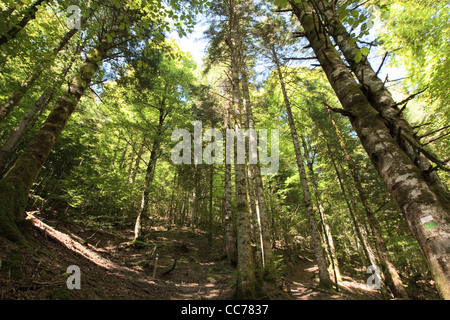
[413,122,432,130]
[397,102,409,117]
[422,131,450,146]
[284,56,317,61]
[375,52,389,77]
[400,131,450,172]
[394,88,428,111]
[89,87,105,104]
[323,101,354,117]
[292,31,306,38]
[419,125,450,140]
[276,9,293,13]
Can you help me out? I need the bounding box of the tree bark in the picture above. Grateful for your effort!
[327,108,407,298]
[0,0,45,46]
[228,0,256,299]
[134,108,165,240]
[0,12,123,246]
[291,1,450,299]
[239,45,274,275]
[311,0,449,197]
[271,45,333,289]
[0,25,80,123]
[223,102,238,266]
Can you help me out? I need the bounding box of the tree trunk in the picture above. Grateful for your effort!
[239,47,273,276]
[321,129,391,297]
[301,134,341,287]
[247,157,263,278]
[223,102,238,266]
[130,143,144,184]
[0,26,80,123]
[134,109,164,240]
[0,12,123,246]
[228,0,256,299]
[271,46,333,289]
[167,171,177,230]
[0,0,45,46]
[323,133,378,268]
[208,145,214,247]
[0,56,77,176]
[327,108,407,298]
[290,0,450,298]
[311,0,449,198]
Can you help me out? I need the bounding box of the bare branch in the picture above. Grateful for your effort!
[375,52,389,77]
[419,125,450,140]
[395,88,428,113]
[422,131,450,146]
[323,101,354,117]
[284,56,317,61]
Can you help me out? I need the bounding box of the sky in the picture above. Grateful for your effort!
[169,19,210,68]
[168,13,408,99]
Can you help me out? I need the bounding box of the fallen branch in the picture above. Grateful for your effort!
[26,212,122,271]
[160,258,177,277]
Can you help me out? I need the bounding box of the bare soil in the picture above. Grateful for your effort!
[0,211,425,300]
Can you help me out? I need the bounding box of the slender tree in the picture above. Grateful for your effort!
[289,0,450,299]
[0,0,46,47]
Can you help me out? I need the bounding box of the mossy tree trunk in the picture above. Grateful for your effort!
[0,12,122,246]
[0,55,78,176]
[328,107,407,299]
[291,0,450,299]
[0,0,45,47]
[311,0,449,198]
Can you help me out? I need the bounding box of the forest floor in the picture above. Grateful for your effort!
[0,210,435,300]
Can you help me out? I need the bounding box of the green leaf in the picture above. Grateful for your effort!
[361,47,370,56]
[354,51,362,63]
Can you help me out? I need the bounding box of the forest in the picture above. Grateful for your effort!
[0,0,449,303]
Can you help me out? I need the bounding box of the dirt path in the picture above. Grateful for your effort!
[0,213,381,300]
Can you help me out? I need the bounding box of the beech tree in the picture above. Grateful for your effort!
[286,0,450,299]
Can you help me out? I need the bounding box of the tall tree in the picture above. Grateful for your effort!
[0,0,205,245]
[227,0,257,299]
[288,0,450,299]
[0,0,46,47]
